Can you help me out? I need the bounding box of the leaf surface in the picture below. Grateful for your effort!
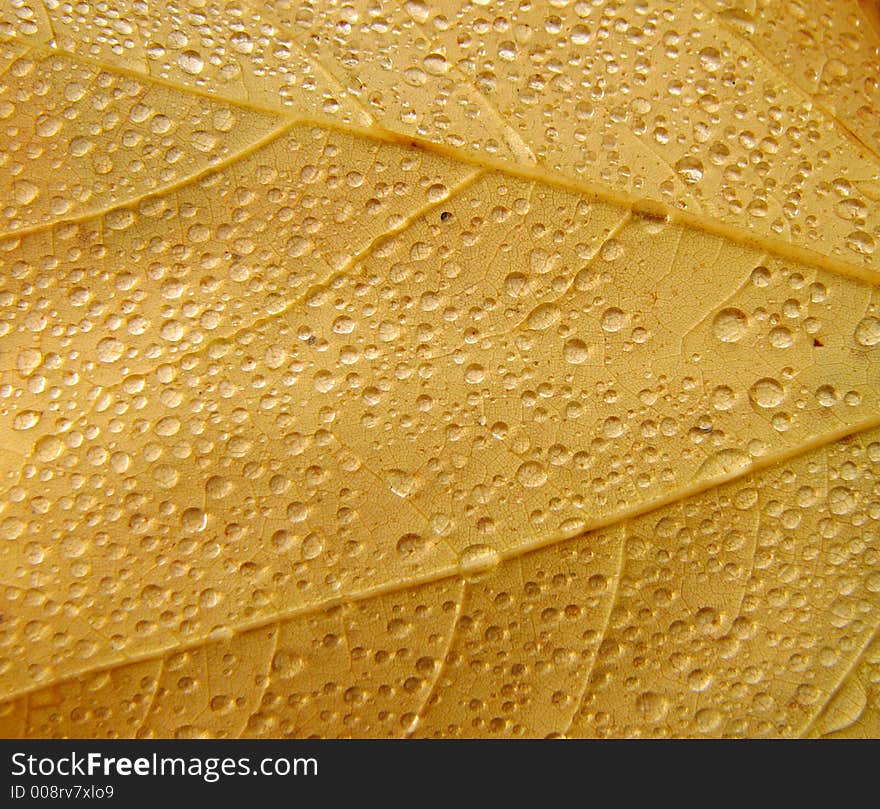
[0,0,879,738]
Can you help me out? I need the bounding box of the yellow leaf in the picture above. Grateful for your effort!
[0,0,879,738]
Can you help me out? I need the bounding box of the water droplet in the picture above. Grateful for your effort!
[396,532,432,560]
[404,0,430,23]
[769,327,793,349]
[601,307,627,333]
[155,417,181,437]
[675,156,704,184]
[13,181,39,205]
[271,650,304,679]
[855,317,880,347]
[712,308,748,342]
[152,465,179,488]
[12,411,41,431]
[16,348,42,375]
[636,691,669,722]
[386,469,416,498]
[465,364,486,384]
[36,114,62,138]
[423,53,449,76]
[427,183,448,203]
[694,448,751,481]
[516,461,548,488]
[526,303,560,331]
[179,50,205,75]
[698,47,722,72]
[563,338,591,364]
[181,507,207,533]
[96,337,125,363]
[458,544,501,574]
[302,533,324,560]
[34,435,64,462]
[828,486,855,516]
[749,378,785,408]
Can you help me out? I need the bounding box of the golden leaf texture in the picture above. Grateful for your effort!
[0,0,879,738]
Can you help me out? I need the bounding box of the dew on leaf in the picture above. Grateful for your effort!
[712,308,748,343]
[749,378,785,408]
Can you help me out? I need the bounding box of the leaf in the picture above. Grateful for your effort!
[0,0,878,738]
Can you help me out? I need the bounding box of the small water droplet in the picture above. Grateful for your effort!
[749,378,785,408]
[675,156,704,185]
[712,308,748,343]
[855,317,880,347]
[458,544,501,574]
[516,461,548,488]
[179,50,205,75]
